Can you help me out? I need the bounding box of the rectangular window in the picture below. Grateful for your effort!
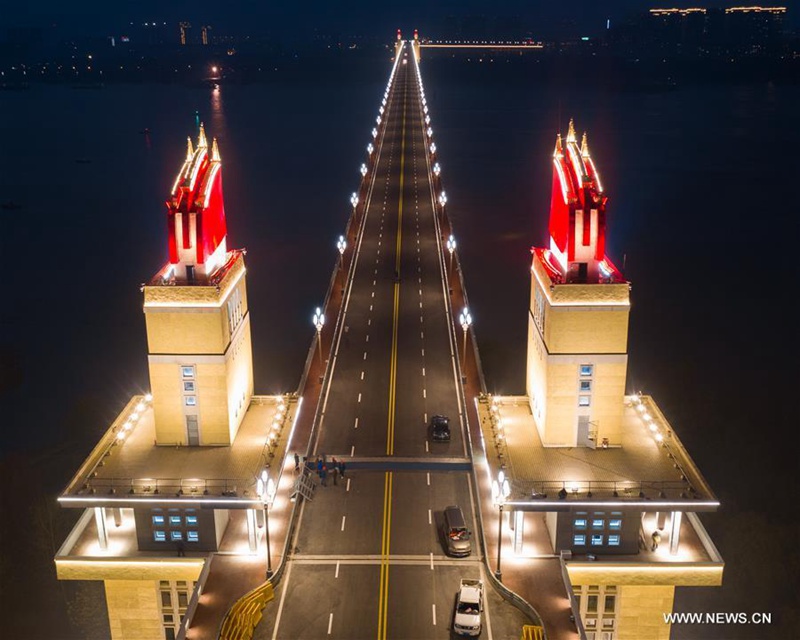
[152,515,165,526]
[178,592,189,608]
[587,595,598,613]
[181,366,195,378]
[169,515,182,526]
[187,530,199,543]
[604,595,617,614]
[183,381,195,392]
[591,534,604,546]
[185,396,197,406]
[608,535,621,546]
[185,514,198,526]
[573,534,586,546]
[153,530,166,542]
[580,364,594,377]
[609,519,622,530]
[170,531,183,542]
[592,519,604,529]
[574,518,587,529]
[580,380,592,392]
[161,591,172,607]
[579,395,591,407]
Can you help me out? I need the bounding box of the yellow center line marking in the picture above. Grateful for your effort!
[378,65,406,640]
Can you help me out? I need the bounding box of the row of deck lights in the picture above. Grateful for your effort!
[266,395,289,458]
[632,393,696,496]
[116,393,153,442]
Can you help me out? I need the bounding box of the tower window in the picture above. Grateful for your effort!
[580,364,593,377]
[580,380,591,392]
[183,381,195,392]
[185,396,197,406]
[579,395,591,407]
[182,366,195,379]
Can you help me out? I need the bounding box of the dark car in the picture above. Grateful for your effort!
[430,415,450,441]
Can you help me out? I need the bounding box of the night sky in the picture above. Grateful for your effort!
[8,0,798,39]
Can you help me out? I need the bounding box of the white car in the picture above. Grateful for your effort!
[453,579,483,636]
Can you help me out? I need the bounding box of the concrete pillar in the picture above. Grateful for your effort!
[512,510,524,554]
[95,507,109,550]
[246,508,258,552]
[669,511,682,556]
[112,508,123,527]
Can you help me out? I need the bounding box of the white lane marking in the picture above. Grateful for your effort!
[271,561,293,640]
[422,367,426,376]
[419,288,422,296]
[424,412,428,423]
[421,332,424,339]
[354,417,359,429]
[428,509,432,525]
[341,516,346,531]
[358,393,362,403]
[328,613,333,635]
[373,279,376,286]
[420,315,423,323]
[419,302,423,309]
[430,552,434,570]
[350,445,355,457]
[423,389,426,399]
[368,318,371,326]
[425,441,429,453]
[421,349,425,356]
[335,561,340,578]
[370,304,373,311]
[372,291,375,298]
[366,335,369,342]
[426,472,430,485]
[432,604,437,624]
[363,352,367,360]
[347,478,351,492]
[361,371,364,380]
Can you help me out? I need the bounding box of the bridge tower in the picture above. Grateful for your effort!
[526,120,630,447]
[142,124,254,446]
[395,29,403,58]
[412,28,421,62]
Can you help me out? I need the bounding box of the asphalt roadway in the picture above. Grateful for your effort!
[255,45,533,640]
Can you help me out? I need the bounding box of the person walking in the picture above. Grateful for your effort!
[651,530,661,551]
[294,452,300,472]
[332,465,339,486]
[338,459,346,478]
[317,457,323,474]
[320,465,328,487]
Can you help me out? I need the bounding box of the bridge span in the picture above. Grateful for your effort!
[250,41,545,640]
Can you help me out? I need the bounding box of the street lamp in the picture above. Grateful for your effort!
[491,470,511,580]
[438,191,447,213]
[446,235,456,283]
[360,163,368,177]
[337,235,347,286]
[367,142,374,156]
[372,127,378,139]
[256,469,276,579]
[350,192,359,210]
[313,307,325,368]
[459,307,472,374]
[433,162,441,177]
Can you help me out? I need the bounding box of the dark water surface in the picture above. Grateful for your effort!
[1,57,798,636]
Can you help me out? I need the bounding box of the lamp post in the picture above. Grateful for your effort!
[491,470,511,580]
[438,191,447,216]
[446,235,456,284]
[256,469,276,579]
[313,307,325,369]
[459,307,472,376]
[337,235,347,287]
